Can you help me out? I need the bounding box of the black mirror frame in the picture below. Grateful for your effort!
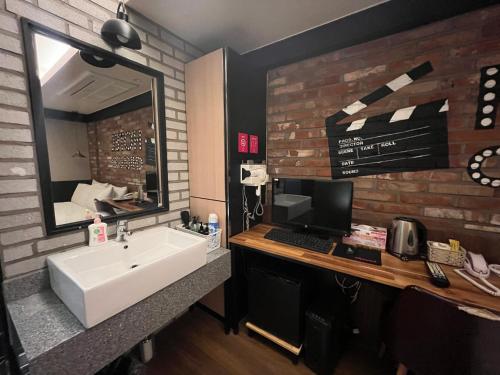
[21,18,170,236]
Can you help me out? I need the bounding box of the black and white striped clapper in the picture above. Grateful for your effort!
[325,61,449,179]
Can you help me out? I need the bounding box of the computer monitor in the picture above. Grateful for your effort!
[271,178,353,237]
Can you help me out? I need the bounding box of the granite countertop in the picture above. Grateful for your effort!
[8,290,84,363]
[5,248,231,375]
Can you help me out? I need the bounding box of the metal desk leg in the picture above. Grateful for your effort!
[223,278,232,335]
[224,244,242,335]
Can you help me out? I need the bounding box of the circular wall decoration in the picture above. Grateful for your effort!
[467,145,500,188]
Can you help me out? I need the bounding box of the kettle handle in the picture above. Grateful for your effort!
[413,219,427,258]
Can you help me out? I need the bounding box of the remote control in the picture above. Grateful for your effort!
[425,261,450,288]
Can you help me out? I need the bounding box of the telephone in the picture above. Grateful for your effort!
[465,252,490,278]
[454,252,500,296]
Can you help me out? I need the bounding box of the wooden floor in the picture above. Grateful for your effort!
[145,308,393,375]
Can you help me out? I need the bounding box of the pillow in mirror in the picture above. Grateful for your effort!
[92,180,128,198]
[92,179,127,198]
[112,185,128,198]
[72,183,113,211]
[92,179,109,188]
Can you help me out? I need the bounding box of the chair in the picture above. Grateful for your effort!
[94,199,117,217]
[384,286,500,375]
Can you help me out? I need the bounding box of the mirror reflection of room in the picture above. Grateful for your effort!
[34,33,160,226]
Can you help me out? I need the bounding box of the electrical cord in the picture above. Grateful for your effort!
[490,264,500,277]
[242,185,264,231]
[454,269,500,296]
[335,274,362,304]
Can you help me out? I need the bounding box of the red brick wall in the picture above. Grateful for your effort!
[87,106,156,190]
[266,6,500,261]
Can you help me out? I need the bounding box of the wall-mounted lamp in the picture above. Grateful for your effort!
[101,1,142,50]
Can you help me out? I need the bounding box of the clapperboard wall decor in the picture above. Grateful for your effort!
[474,64,499,130]
[325,62,450,179]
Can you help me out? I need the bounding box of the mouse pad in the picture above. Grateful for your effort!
[333,243,382,265]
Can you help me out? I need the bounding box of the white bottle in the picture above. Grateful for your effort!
[88,215,108,246]
[208,213,219,234]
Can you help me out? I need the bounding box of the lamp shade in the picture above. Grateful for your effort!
[101,2,142,50]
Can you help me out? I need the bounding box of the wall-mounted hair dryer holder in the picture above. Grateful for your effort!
[240,163,268,196]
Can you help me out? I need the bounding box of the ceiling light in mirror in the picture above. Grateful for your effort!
[34,33,75,82]
[79,51,116,68]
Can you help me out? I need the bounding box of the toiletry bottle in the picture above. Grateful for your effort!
[88,215,108,246]
[84,209,93,220]
[208,213,219,234]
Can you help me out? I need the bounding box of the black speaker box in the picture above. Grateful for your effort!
[304,301,346,375]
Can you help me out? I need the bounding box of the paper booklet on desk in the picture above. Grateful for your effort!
[342,224,387,251]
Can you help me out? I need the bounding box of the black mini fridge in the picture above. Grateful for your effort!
[247,267,305,347]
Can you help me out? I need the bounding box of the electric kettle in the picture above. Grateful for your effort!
[389,217,427,260]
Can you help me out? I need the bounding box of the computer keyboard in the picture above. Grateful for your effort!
[264,228,334,254]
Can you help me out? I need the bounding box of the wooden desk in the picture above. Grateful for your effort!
[229,224,500,313]
[104,199,144,212]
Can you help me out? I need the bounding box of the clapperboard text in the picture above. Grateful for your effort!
[325,61,450,179]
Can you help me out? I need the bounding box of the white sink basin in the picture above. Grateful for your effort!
[47,226,208,328]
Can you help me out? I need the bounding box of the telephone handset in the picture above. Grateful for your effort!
[490,264,500,277]
[454,252,500,296]
[465,252,490,278]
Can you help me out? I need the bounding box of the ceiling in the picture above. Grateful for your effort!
[35,34,152,114]
[126,0,387,54]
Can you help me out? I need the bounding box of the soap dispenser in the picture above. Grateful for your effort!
[88,215,108,246]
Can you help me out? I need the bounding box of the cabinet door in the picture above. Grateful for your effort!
[186,49,226,202]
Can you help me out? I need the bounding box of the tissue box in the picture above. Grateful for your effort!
[427,241,466,267]
[342,224,387,251]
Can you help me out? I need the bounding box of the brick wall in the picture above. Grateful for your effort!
[0,0,202,278]
[267,6,500,261]
[88,106,155,189]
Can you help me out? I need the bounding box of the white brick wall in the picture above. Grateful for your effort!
[0,0,204,278]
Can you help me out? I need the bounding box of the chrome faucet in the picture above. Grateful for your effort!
[116,220,131,242]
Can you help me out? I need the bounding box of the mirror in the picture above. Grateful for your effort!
[22,19,169,235]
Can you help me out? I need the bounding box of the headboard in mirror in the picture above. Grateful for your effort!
[21,19,169,235]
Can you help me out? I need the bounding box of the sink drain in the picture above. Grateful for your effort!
[130,264,139,269]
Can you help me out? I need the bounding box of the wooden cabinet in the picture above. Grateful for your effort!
[186,49,228,316]
[185,48,267,318]
[186,49,226,202]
